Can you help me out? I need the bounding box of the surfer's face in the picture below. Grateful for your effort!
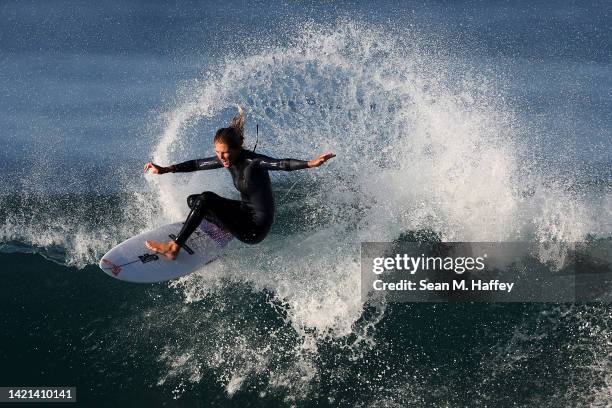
[215,142,241,168]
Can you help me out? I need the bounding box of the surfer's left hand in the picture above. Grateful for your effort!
[308,152,336,168]
[144,162,169,174]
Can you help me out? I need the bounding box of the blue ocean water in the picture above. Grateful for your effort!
[1,1,611,406]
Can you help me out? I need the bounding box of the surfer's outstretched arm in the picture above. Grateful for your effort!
[144,157,223,174]
[252,152,335,171]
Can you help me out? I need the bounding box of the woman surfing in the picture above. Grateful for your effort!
[143,107,335,260]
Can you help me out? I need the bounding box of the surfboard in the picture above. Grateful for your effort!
[99,220,236,283]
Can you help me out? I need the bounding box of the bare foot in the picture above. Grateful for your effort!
[145,240,180,260]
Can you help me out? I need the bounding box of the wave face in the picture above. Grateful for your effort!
[1,20,611,406]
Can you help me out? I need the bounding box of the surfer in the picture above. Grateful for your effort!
[143,107,335,260]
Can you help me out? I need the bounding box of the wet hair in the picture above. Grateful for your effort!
[214,107,245,148]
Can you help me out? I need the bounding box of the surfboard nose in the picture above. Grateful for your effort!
[100,258,122,276]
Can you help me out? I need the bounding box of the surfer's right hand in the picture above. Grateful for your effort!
[144,162,168,174]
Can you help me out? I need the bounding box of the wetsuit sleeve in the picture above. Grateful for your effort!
[251,154,309,171]
[170,157,222,172]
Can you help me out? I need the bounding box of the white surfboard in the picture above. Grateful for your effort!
[99,220,237,283]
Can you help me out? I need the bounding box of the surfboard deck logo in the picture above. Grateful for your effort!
[138,253,159,263]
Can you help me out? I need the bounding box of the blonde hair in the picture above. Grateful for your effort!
[214,105,245,148]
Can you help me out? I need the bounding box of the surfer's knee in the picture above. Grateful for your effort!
[187,194,198,209]
[187,191,217,209]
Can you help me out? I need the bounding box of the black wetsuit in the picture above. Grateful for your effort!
[171,149,309,245]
